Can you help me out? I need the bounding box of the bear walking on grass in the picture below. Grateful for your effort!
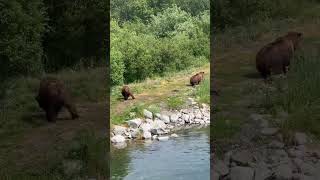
[256,31,303,79]
[190,72,205,86]
[121,85,135,100]
[35,77,79,122]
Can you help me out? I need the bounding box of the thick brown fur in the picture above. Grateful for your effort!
[35,77,79,122]
[190,72,205,86]
[256,31,303,79]
[121,86,135,100]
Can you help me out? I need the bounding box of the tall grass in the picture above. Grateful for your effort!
[279,49,320,138]
[0,130,108,179]
[194,77,210,104]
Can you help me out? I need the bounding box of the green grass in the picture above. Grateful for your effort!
[110,63,210,125]
[194,77,210,104]
[0,67,106,136]
[262,48,320,139]
[166,96,185,109]
[212,6,320,146]
[0,130,108,179]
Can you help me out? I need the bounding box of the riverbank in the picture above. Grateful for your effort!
[111,97,210,148]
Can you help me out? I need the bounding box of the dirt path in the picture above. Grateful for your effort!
[111,64,210,118]
[2,101,107,173]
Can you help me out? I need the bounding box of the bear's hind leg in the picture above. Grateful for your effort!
[64,102,79,119]
[46,106,57,122]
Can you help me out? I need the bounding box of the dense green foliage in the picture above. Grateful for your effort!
[0,0,107,80]
[111,1,209,85]
[212,0,318,31]
[0,0,46,78]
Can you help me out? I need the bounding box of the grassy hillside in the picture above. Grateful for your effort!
[212,4,320,152]
[110,63,210,125]
[0,67,108,179]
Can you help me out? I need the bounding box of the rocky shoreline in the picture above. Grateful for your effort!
[212,114,320,180]
[111,98,210,148]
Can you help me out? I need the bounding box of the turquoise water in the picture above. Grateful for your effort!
[111,127,210,180]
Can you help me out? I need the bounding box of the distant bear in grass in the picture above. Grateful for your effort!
[190,72,205,86]
[256,31,303,79]
[121,86,135,100]
[35,77,79,122]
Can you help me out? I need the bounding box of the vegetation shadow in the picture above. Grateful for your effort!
[244,72,261,79]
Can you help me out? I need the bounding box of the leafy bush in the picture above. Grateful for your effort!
[111,5,209,85]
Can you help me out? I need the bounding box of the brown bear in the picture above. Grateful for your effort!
[256,31,303,79]
[35,77,79,122]
[190,72,205,86]
[121,85,135,100]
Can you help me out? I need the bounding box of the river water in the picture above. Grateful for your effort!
[111,127,210,180]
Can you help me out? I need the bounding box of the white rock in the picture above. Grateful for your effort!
[111,135,126,143]
[140,123,152,132]
[160,114,170,124]
[182,114,190,123]
[195,111,202,119]
[113,142,127,149]
[155,113,162,119]
[127,118,142,128]
[151,120,167,129]
[145,118,153,124]
[151,128,168,135]
[143,109,153,119]
[157,136,169,141]
[152,135,158,140]
[170,114,179,122]
[130,129,140,138]
[112,125,127,135]
[142,132,152,139]
[170,133,179,138]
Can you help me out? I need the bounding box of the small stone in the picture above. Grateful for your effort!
[155,113,162,119]
[140,123,152,132]
[254,162,272,180]
[113,142,127,149]
[269,140,285,149]
[214,160,229,176]
[130,129,140,138]
[151,120,167,130]
[145,118,153,124]
[182,114,190,123]
[160,114,170,124]
[261,128,279,136]
[274,164,293,180]
[231,150,253,166]
[157,136,169,141]
[112,125,127,135]
[170,133,179,138]
[230,166,254,180]
[143,109,153,119]
[300,162,316,176]
[152,135,158,140]
[295,132,308,145]
[170,114,179,122]
[127,118,142,128]
[111,135,126,143]
[142,131,152,139]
